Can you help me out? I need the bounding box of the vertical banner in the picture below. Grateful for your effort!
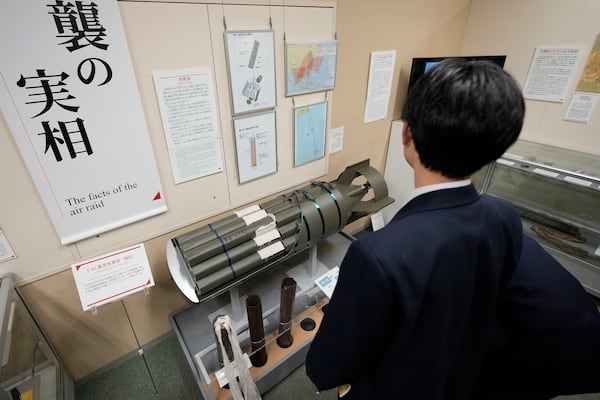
[0,1,167,245]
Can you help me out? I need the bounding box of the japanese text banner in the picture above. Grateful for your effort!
[0,1,167,244]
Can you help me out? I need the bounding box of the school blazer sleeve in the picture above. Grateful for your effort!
[305,239,396,390]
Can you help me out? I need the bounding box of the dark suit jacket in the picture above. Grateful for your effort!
[306,185,524,399]
[471,234,600,399]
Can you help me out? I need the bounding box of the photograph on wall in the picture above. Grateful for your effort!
[294,101,327,166]
[285,40,338,96]
[224,30,276,115]
[233,111,277,184]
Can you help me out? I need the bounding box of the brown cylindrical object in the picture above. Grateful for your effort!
[246,295,268,367]
[276,277,297,348]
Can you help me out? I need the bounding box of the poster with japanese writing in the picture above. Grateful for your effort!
[153,68,224,184]
[71,243,154,311]
[0,1,167,245]
[522,46,585,103]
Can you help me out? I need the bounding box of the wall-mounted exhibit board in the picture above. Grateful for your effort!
[0,0,336,283]
[460,0,600,157]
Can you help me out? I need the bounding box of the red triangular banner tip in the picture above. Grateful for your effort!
[152,192,162,201]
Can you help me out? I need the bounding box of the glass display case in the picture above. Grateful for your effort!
[476,140,600,298]
[0,273,74,400]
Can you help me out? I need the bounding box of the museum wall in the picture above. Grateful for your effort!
[461,0,600,156]
[11,0,598,383]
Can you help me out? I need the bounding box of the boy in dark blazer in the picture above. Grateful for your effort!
[305,59,600,399]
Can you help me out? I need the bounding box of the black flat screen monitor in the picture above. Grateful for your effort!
[407,55,507,95]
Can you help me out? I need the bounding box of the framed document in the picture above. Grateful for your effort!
[285,40,338,96]
[233,111,277,183]
[225,30,276,115]
[294,101,327,166]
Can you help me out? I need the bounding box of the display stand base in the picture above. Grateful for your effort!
[204,297,327,400]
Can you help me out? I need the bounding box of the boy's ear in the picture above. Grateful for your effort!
[401,122,412,146]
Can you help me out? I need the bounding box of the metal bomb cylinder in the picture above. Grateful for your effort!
[276,277,297,348]
[167,160,394,302]
[246,294,268,367]
[178,209,271,253]
[175,196,289,251]
[195,236,297,295]
[296,185,364,245]
[183,215,275,267]
[191,222,299,281]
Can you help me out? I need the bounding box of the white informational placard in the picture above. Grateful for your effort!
[71,243,155,311]
[0,1,167,245]
[364,50,397,123]
[370,211,385,231]
[224,30,276,115]
[294,101,327,166]
[153,68,224,184]
[523,46,585,103]
[328,126,344,154]
[0,230,16,263]
[563,92,600,123]
[314,266,339,299]
[233,111,277,184]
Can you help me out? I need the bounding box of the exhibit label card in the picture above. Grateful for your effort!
[315,266,339,299]
[153,68,224,184]
[0,230,16,263]
[564,92,600,123]
[364,50,396,123]
[523,46,585,103]
[328,127,344,154]
[0,1,167,244]
[71,243,155,311]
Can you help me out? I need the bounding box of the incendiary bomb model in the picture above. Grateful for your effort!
[166,160,394,302]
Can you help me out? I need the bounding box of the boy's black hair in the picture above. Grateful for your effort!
[402,58,525,178]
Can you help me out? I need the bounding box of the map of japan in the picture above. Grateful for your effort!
[286,41,337,95]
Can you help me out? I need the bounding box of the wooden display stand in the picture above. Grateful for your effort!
[206,297,328,400]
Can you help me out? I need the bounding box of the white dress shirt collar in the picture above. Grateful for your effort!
[403,179,472,206]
